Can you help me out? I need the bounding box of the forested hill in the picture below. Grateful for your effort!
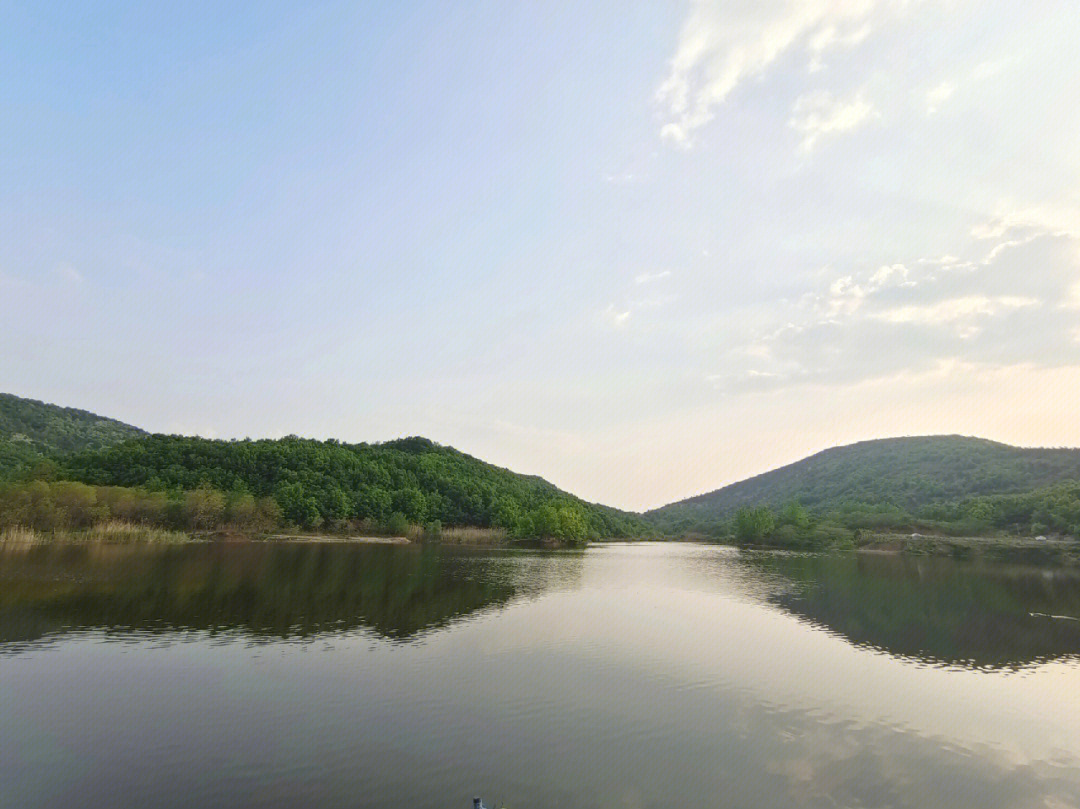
[64,433,645,537]
[0,393,144,477]
[649,436,1080,526]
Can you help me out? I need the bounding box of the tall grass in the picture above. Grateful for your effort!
[0,521,190,545]
[435,526,509,545]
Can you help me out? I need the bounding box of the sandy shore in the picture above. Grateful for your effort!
[265,533,411,544]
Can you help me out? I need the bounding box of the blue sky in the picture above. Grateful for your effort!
[3,1,1079,510]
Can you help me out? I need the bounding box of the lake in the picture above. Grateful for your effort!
[2,541,1079,809]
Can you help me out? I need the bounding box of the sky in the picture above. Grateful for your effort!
[2,1,1079,511]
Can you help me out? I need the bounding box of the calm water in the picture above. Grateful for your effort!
[2,541,1079,809]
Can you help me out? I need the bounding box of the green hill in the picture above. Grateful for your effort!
[0,393,144,478]
[649,435,1080,531]
[62,434,643,539]
[1,392,645,540]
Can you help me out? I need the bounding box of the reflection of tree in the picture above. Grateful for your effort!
[742,552,1080,669]
[0,543,582,646]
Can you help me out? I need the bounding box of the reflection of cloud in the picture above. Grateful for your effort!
[759,707,1080,809]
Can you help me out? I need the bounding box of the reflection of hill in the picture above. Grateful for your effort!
[744,552,1080,669]
[0,542,579,646]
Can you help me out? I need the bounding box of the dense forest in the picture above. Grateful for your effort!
[0,393,143,478]
[0,393,644,541]
[57,434,644,540]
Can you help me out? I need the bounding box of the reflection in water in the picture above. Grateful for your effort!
[0,541,582,646]
[738,551,1080,669]
[1,541,1079,809]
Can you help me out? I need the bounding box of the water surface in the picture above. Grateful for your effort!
[2,541,1079,808]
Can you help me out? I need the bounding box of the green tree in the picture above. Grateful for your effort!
[734,506,775,543]
[385,511,409,536]
[778,500,810,529]
[183,485,225,530]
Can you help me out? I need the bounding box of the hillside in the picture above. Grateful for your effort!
[0,392,645,540]
[649,435,1080,530]
[0,393,144,478]
[62,433,644,538]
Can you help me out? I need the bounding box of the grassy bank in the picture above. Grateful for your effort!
[855,531,1080,564]
[0,520,585,548]
[1,521,190,545]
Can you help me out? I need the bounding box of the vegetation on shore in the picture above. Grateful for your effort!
[649,437,1080,551]
[61,434,644,542]
[1,522,189,545]
[0,476,627,546]
[665,481,1080,553]
[4,393,1080,553]
[0,393,646,544]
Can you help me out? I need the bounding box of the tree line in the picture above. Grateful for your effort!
[666,481,1080,550]
[17,433,646,541]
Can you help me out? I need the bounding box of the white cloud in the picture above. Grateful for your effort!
[972,201,1080,240]
[711,223,1080,391]
[869,263,910,286]
[656,0,903,145]
[603,274,678,330]
[969,58,1010,81]
[807,22,872,71]
[602,304,632,328]
[789,90,877,151]
[926,57,1014,115]
[917,255,962,267]
[873,295,1039,331]
[634,270,672,285]
[925,81,955,114]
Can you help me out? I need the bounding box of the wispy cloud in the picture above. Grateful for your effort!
[634,270,672,285]
[971,201,1080,240]
[872,295,1039,338]
[601,304,632,328]
[807,22,872,72]
[602,273,678,330]
[926,58,1014,115]
[655,0,905,146]
[711,223,1080,391]
[789,90,877,151]
[925,81,955,114]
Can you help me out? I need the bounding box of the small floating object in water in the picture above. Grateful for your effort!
[473,799,489,809]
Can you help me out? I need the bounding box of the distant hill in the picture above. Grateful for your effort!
[649,435,1080,527]
[0,393,144,478]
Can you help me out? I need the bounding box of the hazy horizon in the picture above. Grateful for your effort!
[4,1,1079,510]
